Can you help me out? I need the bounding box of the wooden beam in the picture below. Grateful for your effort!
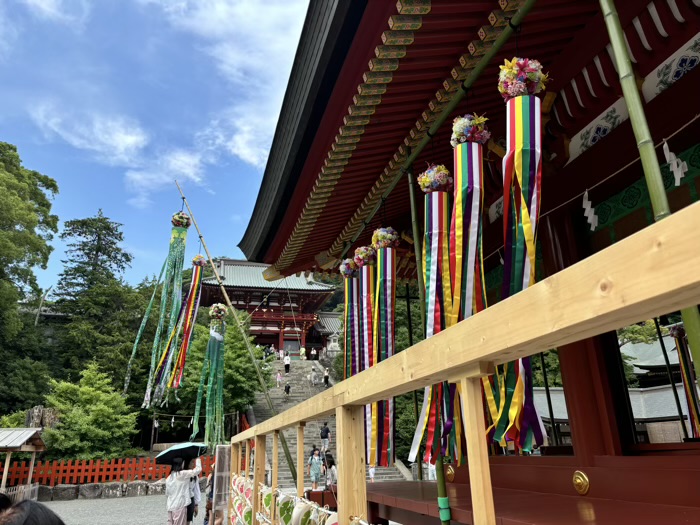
[27,451,36,486]
[272,431,279,491]
[1,452,11,490]
[336,405,367,524]
[297,423,305,497]
[460,365,496,525]
[244,441,251,478]
[253,435,267,514]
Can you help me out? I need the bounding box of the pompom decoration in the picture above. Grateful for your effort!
[209,303,227,319]
[417,164,453,193]
[497,57,548,102]
[450,114,492,148]
[192,254,207,267]
[171,211,192,228]
[372,227,400,249]
[353,245,376,267]
[339,258,358,278]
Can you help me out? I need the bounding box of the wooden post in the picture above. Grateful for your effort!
[238,444,243,474]
[272,431,279,490]
[459,363,496,525]
[230,441,239,476]
[336,405,367,524]
[272,431,279,524]
[244,441,251,479]
[27,452,36,486]
[297,423,305,497]
[253,435,267,514]
[1,452,11,490]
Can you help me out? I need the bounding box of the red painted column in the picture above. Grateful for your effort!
[301,326,307,348]
[278,325,285,353]
[540,213,625,463]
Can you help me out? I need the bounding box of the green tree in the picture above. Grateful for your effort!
[54,210,133,310]
[177,312,271,419]
[0,357,51,414]
[0,410,27,428]
[43,362,138,459]
[0,142,58,341]
[617,320,667,345]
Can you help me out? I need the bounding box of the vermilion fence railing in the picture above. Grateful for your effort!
[0,456,215,487]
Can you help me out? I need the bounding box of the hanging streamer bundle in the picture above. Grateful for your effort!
[487,57,548,452]
[124,211,190,408]
[340,259,359,380]
[165,254,207,390]
[371,228,399,466]
[191,303,227,448]
[354,246,376,462]
[670,325,700,438]
[410,165,462,465]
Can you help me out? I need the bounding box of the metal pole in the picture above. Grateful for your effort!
[600,0,700,387]
[654,318,689,439]
[539,353,560,446]
[150,410,156,451]
[339,0,538,260]
[175,181,299,486]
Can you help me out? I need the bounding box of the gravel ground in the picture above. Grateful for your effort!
[46,495,179,525]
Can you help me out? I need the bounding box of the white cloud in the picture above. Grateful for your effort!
[125,149,205,208]
[0,5,19,59]
[30,102,149,166]
[137,0,308,168]
[17,0,91,25]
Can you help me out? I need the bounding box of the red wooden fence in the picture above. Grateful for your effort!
[0,456,215,487]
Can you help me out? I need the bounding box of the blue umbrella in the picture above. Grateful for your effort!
[155,442,208,465]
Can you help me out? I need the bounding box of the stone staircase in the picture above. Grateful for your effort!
[251,360,407,489]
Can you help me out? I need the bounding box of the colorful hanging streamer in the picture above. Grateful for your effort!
[491,93,545,453]
[371,243,397,466]
[670,325,700,438]
[358,261,376,462]
[124,212,190,409]
[191,304,227,448]
[410,191,461,464]
[341,259,360,380]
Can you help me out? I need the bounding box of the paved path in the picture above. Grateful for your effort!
[46,495,173,525]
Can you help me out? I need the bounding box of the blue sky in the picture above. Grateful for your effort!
[0,0,308,289]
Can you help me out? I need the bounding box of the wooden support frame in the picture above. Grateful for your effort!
[233,202,700,442]
[1,452,11,490]
[460,362,496,525]
[253,435,267,514]
[297,423,305,497]
[244,442,251,478]
[336,405,367,525]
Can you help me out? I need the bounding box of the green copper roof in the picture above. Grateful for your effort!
[203,259,335,292]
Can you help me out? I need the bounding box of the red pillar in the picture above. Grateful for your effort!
[278,324,285,353]
[540,213,627,462]
[301,325,307,348]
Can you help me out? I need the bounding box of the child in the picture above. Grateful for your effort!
[276,371,282,388]
[368,464,376,483]
[284,382,291,399]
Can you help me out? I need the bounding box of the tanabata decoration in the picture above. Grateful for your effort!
[124,211,191,408]
[417,164,454,193]
[370,227,398,466]
[152,254,207,398]
[410,166,462,466]
[354,246,376,462]
[340,258,360,380]
[450,114,492,148]
[484,58,548,453]
[191,303,227,447]
[670,325,700,438]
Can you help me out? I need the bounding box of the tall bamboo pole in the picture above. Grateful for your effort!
[600,0,700,385]
[175,181,298,485]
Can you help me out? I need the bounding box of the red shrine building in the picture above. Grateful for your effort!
[233,1,700,524]
[200,259,335,356]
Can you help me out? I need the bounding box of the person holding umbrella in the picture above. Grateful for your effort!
[165,455,202,525]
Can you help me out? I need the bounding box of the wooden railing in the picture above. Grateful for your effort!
[230,202,700,525]
[0,456,215,487]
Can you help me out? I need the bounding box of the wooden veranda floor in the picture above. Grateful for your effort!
[366,481,700,525]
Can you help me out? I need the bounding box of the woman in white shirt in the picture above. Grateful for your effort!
[166,457,202,525]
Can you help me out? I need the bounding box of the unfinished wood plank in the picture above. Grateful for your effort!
[244,442,251,479]
[271,431,279,490]
[336,405,367,524]
[297,423,305,497]
[1,452,11,490]
[460,375,496,525]
[253,435,267,514]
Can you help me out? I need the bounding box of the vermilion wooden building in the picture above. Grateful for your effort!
[235,1,700,523]
[200,259,334,355]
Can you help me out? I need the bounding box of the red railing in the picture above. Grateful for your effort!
[0,456,215,487]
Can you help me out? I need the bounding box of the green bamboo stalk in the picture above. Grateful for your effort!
[600,0,700,389]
